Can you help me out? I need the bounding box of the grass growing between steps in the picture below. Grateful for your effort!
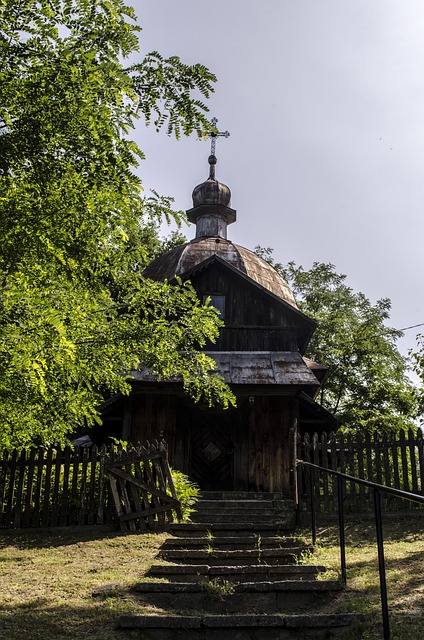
[0,515,422,640]
[299,513,424,640]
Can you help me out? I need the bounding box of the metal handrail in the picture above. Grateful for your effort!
[296,459,424,640]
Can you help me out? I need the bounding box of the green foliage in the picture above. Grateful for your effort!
[409,336,424,416]
[255,248,419,432]
[154,230,188,259]
[202,578,236,598]
[169,468,200,522]
[0,1,234,449]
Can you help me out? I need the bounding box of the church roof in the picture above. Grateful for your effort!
[130,352,320,388]
[143,237,298,309]
[144,143,303,311]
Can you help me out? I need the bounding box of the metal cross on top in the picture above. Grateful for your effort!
[208,117,230,156]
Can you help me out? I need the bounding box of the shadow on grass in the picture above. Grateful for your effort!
[0,597,128,640]
[311,513,424,544]
[0,595,422,640]
[339,549,424,574]
[0,524,140,551]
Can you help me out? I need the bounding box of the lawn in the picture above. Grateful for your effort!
[0,526,168,639]
[0,514,423,639]
[302,512,424,639]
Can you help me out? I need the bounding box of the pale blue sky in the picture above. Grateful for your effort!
[131,1,424,361]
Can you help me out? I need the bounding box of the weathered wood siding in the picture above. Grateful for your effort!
[189,262,310,352]
[128,393,177,460]
[128,391,297,495]
[248,395,296,493]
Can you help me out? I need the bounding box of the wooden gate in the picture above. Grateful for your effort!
[106,441,182,531]
[189,412,235,491]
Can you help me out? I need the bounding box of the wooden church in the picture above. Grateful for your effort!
[101,150,336,495]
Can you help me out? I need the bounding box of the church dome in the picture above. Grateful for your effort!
[143,237,298,310]
[144,142,298,310]
[192,155,231,207]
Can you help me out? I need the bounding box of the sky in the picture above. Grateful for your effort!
[131,1,424,363]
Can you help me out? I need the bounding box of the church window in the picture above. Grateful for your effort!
[203,294,225,319]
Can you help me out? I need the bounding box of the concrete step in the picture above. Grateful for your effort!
[115,496,364,636]
[159,547,310,566]
[147,563,325,583]
[200,492,288,500]
[187,520,294,530]
[192,509,284,519]
[190,513,295,525]
[161,536,304,550]
[132,579,343,614]
[196,499,273,508]
[194,500,293,513]
[194,500,292,511]
[169,522,295,537]
[118,613,366,639]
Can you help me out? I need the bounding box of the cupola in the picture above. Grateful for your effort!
[186,154,236,239]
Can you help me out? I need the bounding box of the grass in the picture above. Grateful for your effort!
[0,514,423,639]
[299,512,424,639]
[202,578,236,598]
[0,526,168,639]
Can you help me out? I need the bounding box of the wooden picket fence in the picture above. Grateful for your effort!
[296,428,424,512]
[0,441,180,530]
[2,430,424,528]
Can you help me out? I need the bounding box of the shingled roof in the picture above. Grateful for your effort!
[131,351,320,388]
[143,237,298,309]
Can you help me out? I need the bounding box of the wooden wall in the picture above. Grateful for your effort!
[127,388,297,495]
[127,392,177,461]
[247,395,296,493]
[190,262,310,352]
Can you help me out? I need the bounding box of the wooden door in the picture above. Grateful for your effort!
[189,411,235,491]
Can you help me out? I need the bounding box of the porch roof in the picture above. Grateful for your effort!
[131,351,321,387]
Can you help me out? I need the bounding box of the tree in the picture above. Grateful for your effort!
[0,1,235,449]
[255,248,418,432]
[410,338,424,416]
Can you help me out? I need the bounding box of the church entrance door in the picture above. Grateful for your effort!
[188,411,235,491]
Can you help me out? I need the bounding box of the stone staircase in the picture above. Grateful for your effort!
[118,492,364,638]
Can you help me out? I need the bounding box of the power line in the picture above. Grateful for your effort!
[399,323,424,331]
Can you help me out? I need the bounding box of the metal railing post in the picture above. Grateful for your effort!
[296,458,424,640]
[309,465,316,546]
[373,488,390,639]
[337,475,347,585]
[291,421,300,527]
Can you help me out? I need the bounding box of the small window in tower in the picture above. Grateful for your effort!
[203,294,225,319]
